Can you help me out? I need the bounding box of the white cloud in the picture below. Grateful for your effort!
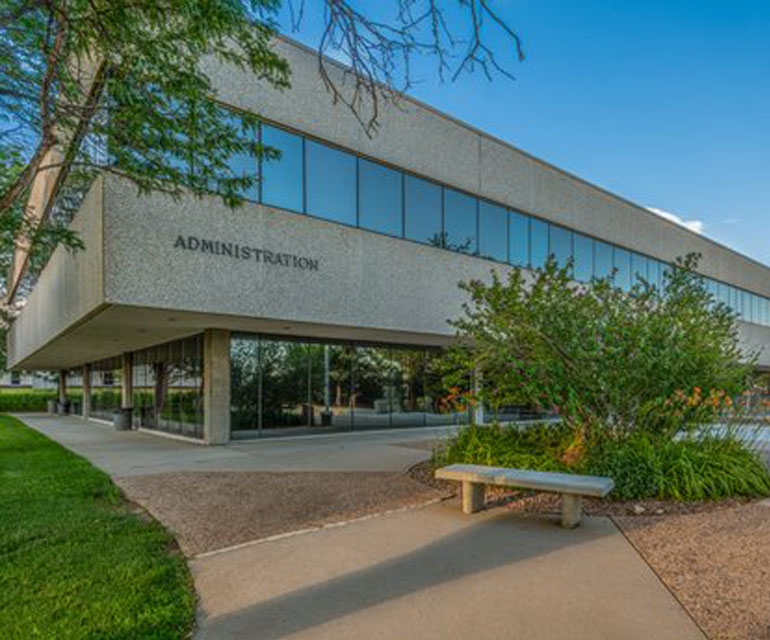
[646,207,705,234]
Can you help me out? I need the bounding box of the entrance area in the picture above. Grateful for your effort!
[230,334,468,438]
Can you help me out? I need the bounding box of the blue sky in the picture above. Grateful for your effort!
[279,1,770,266]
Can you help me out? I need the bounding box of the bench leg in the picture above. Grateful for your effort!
[561,494,582,528]
[462,481,485,515]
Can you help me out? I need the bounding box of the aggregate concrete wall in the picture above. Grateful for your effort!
[101,174,503,341]
[202,37,770,298]
[7,178,106,368]
[99,174,770,368]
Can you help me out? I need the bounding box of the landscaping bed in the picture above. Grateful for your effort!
[117,470,449,556]
[0,415,195,639]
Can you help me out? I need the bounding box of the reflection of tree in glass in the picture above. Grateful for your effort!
[230,339,460,427]
[230,336,260,429]
[427,232,474,254]
[354,348,400,408]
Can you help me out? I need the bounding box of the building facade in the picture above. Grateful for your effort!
[8,37,770,444]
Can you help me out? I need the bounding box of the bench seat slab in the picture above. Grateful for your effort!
[435,464,614,498]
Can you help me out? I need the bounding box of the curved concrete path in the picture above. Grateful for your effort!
[15,413,446,475]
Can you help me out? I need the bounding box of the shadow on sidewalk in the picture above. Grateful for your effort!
[197,511,613,639]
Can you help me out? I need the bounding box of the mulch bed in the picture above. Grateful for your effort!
[408,459,770,640]
[117,470,449,556]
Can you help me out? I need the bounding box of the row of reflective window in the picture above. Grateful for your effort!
[224,120,770,327]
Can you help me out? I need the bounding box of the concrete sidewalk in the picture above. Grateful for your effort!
[15,413,450,475]
[192,501,706,640]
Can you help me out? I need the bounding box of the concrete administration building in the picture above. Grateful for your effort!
[8,37,770,444]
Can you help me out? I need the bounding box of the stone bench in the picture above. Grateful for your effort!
[435,463,614,528]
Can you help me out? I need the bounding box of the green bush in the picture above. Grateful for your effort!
[436,423,770,501]
[585,430,770,500]
[434,423,572,472]
[0,390,57,411]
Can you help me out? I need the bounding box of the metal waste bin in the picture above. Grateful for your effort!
[47,399,58,414]
[113,408,133,430]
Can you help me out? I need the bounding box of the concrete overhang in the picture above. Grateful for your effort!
[10,303,455,370]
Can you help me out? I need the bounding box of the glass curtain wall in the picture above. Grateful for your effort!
[215,117,770,327]
[230,334,467,437]
[132,335,204,439]
[90,357,122,421]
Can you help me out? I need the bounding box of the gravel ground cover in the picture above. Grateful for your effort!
[117,471,450,556]
[616,502,770,640]
[410,460,770,640]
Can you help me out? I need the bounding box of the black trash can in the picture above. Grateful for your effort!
[113,408,133,430]
[57,400,70,415]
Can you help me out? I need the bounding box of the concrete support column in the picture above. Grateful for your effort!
[58,370,67,405]
[203,328,231,445]
[82,364,91,419]
[473,365,485,425]
[121,352,133,409]
[57,369,69,414]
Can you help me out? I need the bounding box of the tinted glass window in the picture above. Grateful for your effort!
[219,113,258,201]
[717,281,729,306]
[478,201,507,261]
[736,289,745,317]
[509,211,529,266]
[443,188,476,254]
[614,248,631,291]
[305,140,356,225]
[706,279,718,303]
[647,260,660,290]
[530,218,549,268]
[358,159,402,237]
[573,234,593,282]
[594,241,613,279]
[631,253,649,285]
[658,261,670,292]
[261,125,303,211]
[549,225,572,270]
[404,175,442,246]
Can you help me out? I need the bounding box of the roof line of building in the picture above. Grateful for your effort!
[274,33,770,274]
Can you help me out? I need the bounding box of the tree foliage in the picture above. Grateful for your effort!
[0,0,525,307]
[1,0,289,214]
[442,254,756,437]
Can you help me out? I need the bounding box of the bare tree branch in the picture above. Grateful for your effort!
[290,0,525,136]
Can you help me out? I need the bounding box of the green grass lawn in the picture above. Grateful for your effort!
[0,415,195,639]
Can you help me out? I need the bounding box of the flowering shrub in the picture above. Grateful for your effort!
[435,253,770,500]
[441,253,756,439]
